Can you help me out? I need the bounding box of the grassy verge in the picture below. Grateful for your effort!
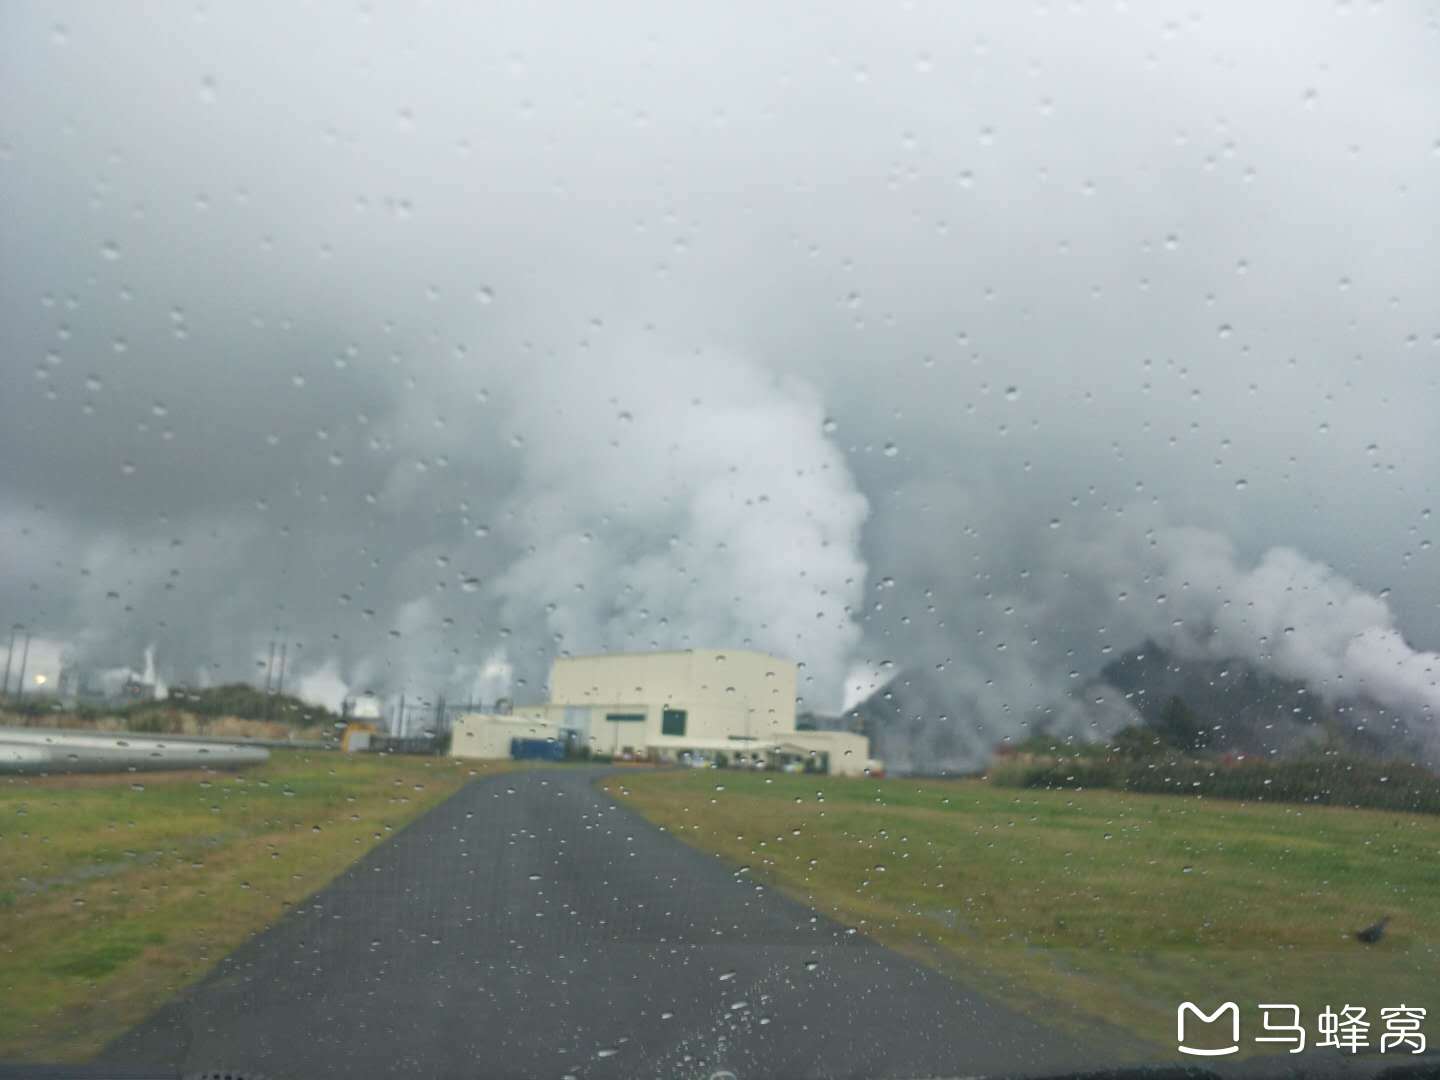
[0,750,502,1062]
[608,770,1440,1056]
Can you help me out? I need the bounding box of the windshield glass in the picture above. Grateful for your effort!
[2,3,1437,1079]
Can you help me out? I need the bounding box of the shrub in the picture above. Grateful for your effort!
[989,752,1440,815]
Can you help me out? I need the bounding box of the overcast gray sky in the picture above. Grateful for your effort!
[2,2,1437,751]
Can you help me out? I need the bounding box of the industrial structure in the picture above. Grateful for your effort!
[0,726,269,775]
[451,649,877,776]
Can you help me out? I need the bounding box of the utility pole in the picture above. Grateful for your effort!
[275,642,288,698]
[2,625,17,698]
[14,631,30,700]
[263,639,275,694]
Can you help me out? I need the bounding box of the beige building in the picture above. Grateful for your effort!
[450,648,877,776]
[449,712,564,760]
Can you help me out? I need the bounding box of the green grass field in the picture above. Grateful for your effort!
[608,770,1440,1056]
[0,750,497,1062]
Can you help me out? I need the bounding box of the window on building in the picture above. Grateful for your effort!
[662,708,686,736]
[604,713,645,723]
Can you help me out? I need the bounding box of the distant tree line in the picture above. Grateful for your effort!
[993,694,1440,815]
[164,683,337,725]
[2,682,337,729]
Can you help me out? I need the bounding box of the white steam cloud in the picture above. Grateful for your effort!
[465,651,513,704]
[295,660,351,713]
[867,508,1439,774]
[268,348,870,715]
[1083,522,1440,723]
[489,348,869,710]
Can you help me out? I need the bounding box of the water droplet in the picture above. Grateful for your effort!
[882,442,899,458]
[100,240,120,261]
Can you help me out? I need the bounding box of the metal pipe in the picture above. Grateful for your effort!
[2,626,16,697]
[14,632,30,700]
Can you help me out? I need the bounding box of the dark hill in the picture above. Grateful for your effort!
[851,642,1435,775]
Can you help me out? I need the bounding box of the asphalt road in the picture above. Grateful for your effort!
[100,767,1111,1080]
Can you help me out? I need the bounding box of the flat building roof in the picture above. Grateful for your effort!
[553,647,787,662]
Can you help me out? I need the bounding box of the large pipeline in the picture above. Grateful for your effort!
[0,726,270,774]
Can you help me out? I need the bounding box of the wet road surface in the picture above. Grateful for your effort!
[102,767,1109,1079]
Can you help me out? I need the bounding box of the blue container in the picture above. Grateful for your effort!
[510,737,565,761]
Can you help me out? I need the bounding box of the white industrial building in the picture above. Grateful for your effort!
[451,648,877,776]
